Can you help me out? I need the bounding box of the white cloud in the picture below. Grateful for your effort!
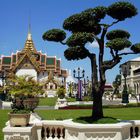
[120,48,131,53]
[87,41,99,48]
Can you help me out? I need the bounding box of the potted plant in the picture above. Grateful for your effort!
[55,86,67,109]
[6,75,44,127]
[56,86,66,99]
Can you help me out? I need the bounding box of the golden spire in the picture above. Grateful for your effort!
[27,16,32,40]
[22,20,37,52]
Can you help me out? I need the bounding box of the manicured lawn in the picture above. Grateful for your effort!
[36,109,92,120]
[39,97,76,106]
[67,97,76,102]
[0,110,9,139]
[1,107,140,139]
[104,107,140,120]
[36,107,140,120]
[39,97,57,106]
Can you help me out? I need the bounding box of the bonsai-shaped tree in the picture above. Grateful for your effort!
[112,74,121,99]
[56,86,66,99]
[43,1,140,120]
[7,75,44,113]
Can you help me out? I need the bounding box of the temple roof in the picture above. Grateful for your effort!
[22,31,37,52]
[12,50,40,72]
[0,28,68,77]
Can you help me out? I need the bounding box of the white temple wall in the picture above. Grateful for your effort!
[16,69,37,81]
[38,72,48,81]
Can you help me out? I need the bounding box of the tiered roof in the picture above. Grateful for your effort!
[0,31,67,77]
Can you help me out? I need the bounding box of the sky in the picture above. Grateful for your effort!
[0,0,140,83]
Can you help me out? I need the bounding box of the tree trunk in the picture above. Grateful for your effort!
[89,54,105,120]
[92,90,103,120]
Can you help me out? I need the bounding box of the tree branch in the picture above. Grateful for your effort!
[99,27,108,84]
[102,56,121,71]
[108,20,120,28]
[91,33,100,44]
[118,52,135,56]
[110,48,115,58]
[99,20,120,28]
[60,41,67,45]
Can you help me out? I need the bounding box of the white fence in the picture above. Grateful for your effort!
[3,118,140,140]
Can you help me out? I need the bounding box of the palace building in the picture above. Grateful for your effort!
[120,57,140,99]
[0,30,68,96]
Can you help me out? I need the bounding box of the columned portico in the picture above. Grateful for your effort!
[120,57,140,100]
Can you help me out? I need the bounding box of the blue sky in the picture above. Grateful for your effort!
[0,0,140,83]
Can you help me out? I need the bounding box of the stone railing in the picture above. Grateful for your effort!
[40,121,65,140]
[130,120,140,139]
[3,116,140,140]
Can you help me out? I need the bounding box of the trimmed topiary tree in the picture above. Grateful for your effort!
[43,1,140,120]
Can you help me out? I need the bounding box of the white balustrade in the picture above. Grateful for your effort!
[3,119,140,140]
[130,120,140,139]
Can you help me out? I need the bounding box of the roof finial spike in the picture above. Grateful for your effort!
[27,14,32,40]
[28,14,31,34]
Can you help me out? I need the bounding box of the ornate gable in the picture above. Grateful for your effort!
[12,51,40,73]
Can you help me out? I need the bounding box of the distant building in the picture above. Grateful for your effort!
[104,84,114,94]
[0,29,68,96]
[120,57,140,97]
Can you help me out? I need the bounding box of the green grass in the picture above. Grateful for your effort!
[39,97,77,106]
[0,110,9,139]
[66,97,76,102]
[104,107,140,120]
[36,107,140,120]
[39,97,57,106]
[36,109,92,120]
[1,107,140,139]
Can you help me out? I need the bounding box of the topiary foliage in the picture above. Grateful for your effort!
[63,12,101,34]
[82,6,107,22]
[64,47,89,60]
[131,43,140,53]
[106,38,132,51]
[107,1,137,21]
[42,29,66,42]
[106,29,130,40]
[66,32,94,47]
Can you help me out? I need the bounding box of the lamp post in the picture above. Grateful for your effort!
[67,82,73,97]
[73,67,85,101]
[121,65,129,104]
[83,76,89,96]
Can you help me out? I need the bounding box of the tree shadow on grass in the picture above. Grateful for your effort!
[73,116,119,124]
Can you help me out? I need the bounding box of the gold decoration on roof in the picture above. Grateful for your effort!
[48,71,54,81]
[12,50,40,72]
[22,32,37,52]
[45,71,60,85]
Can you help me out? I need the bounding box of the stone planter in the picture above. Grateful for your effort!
[23,97,39,111]
[9,113,30,127]
[55,98,68,109]
[16,97,39,111]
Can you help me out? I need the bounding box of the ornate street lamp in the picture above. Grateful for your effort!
[83,76,89,96]
[121,64,129,104]
[67,82,73,97]
[73,67,85,101]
